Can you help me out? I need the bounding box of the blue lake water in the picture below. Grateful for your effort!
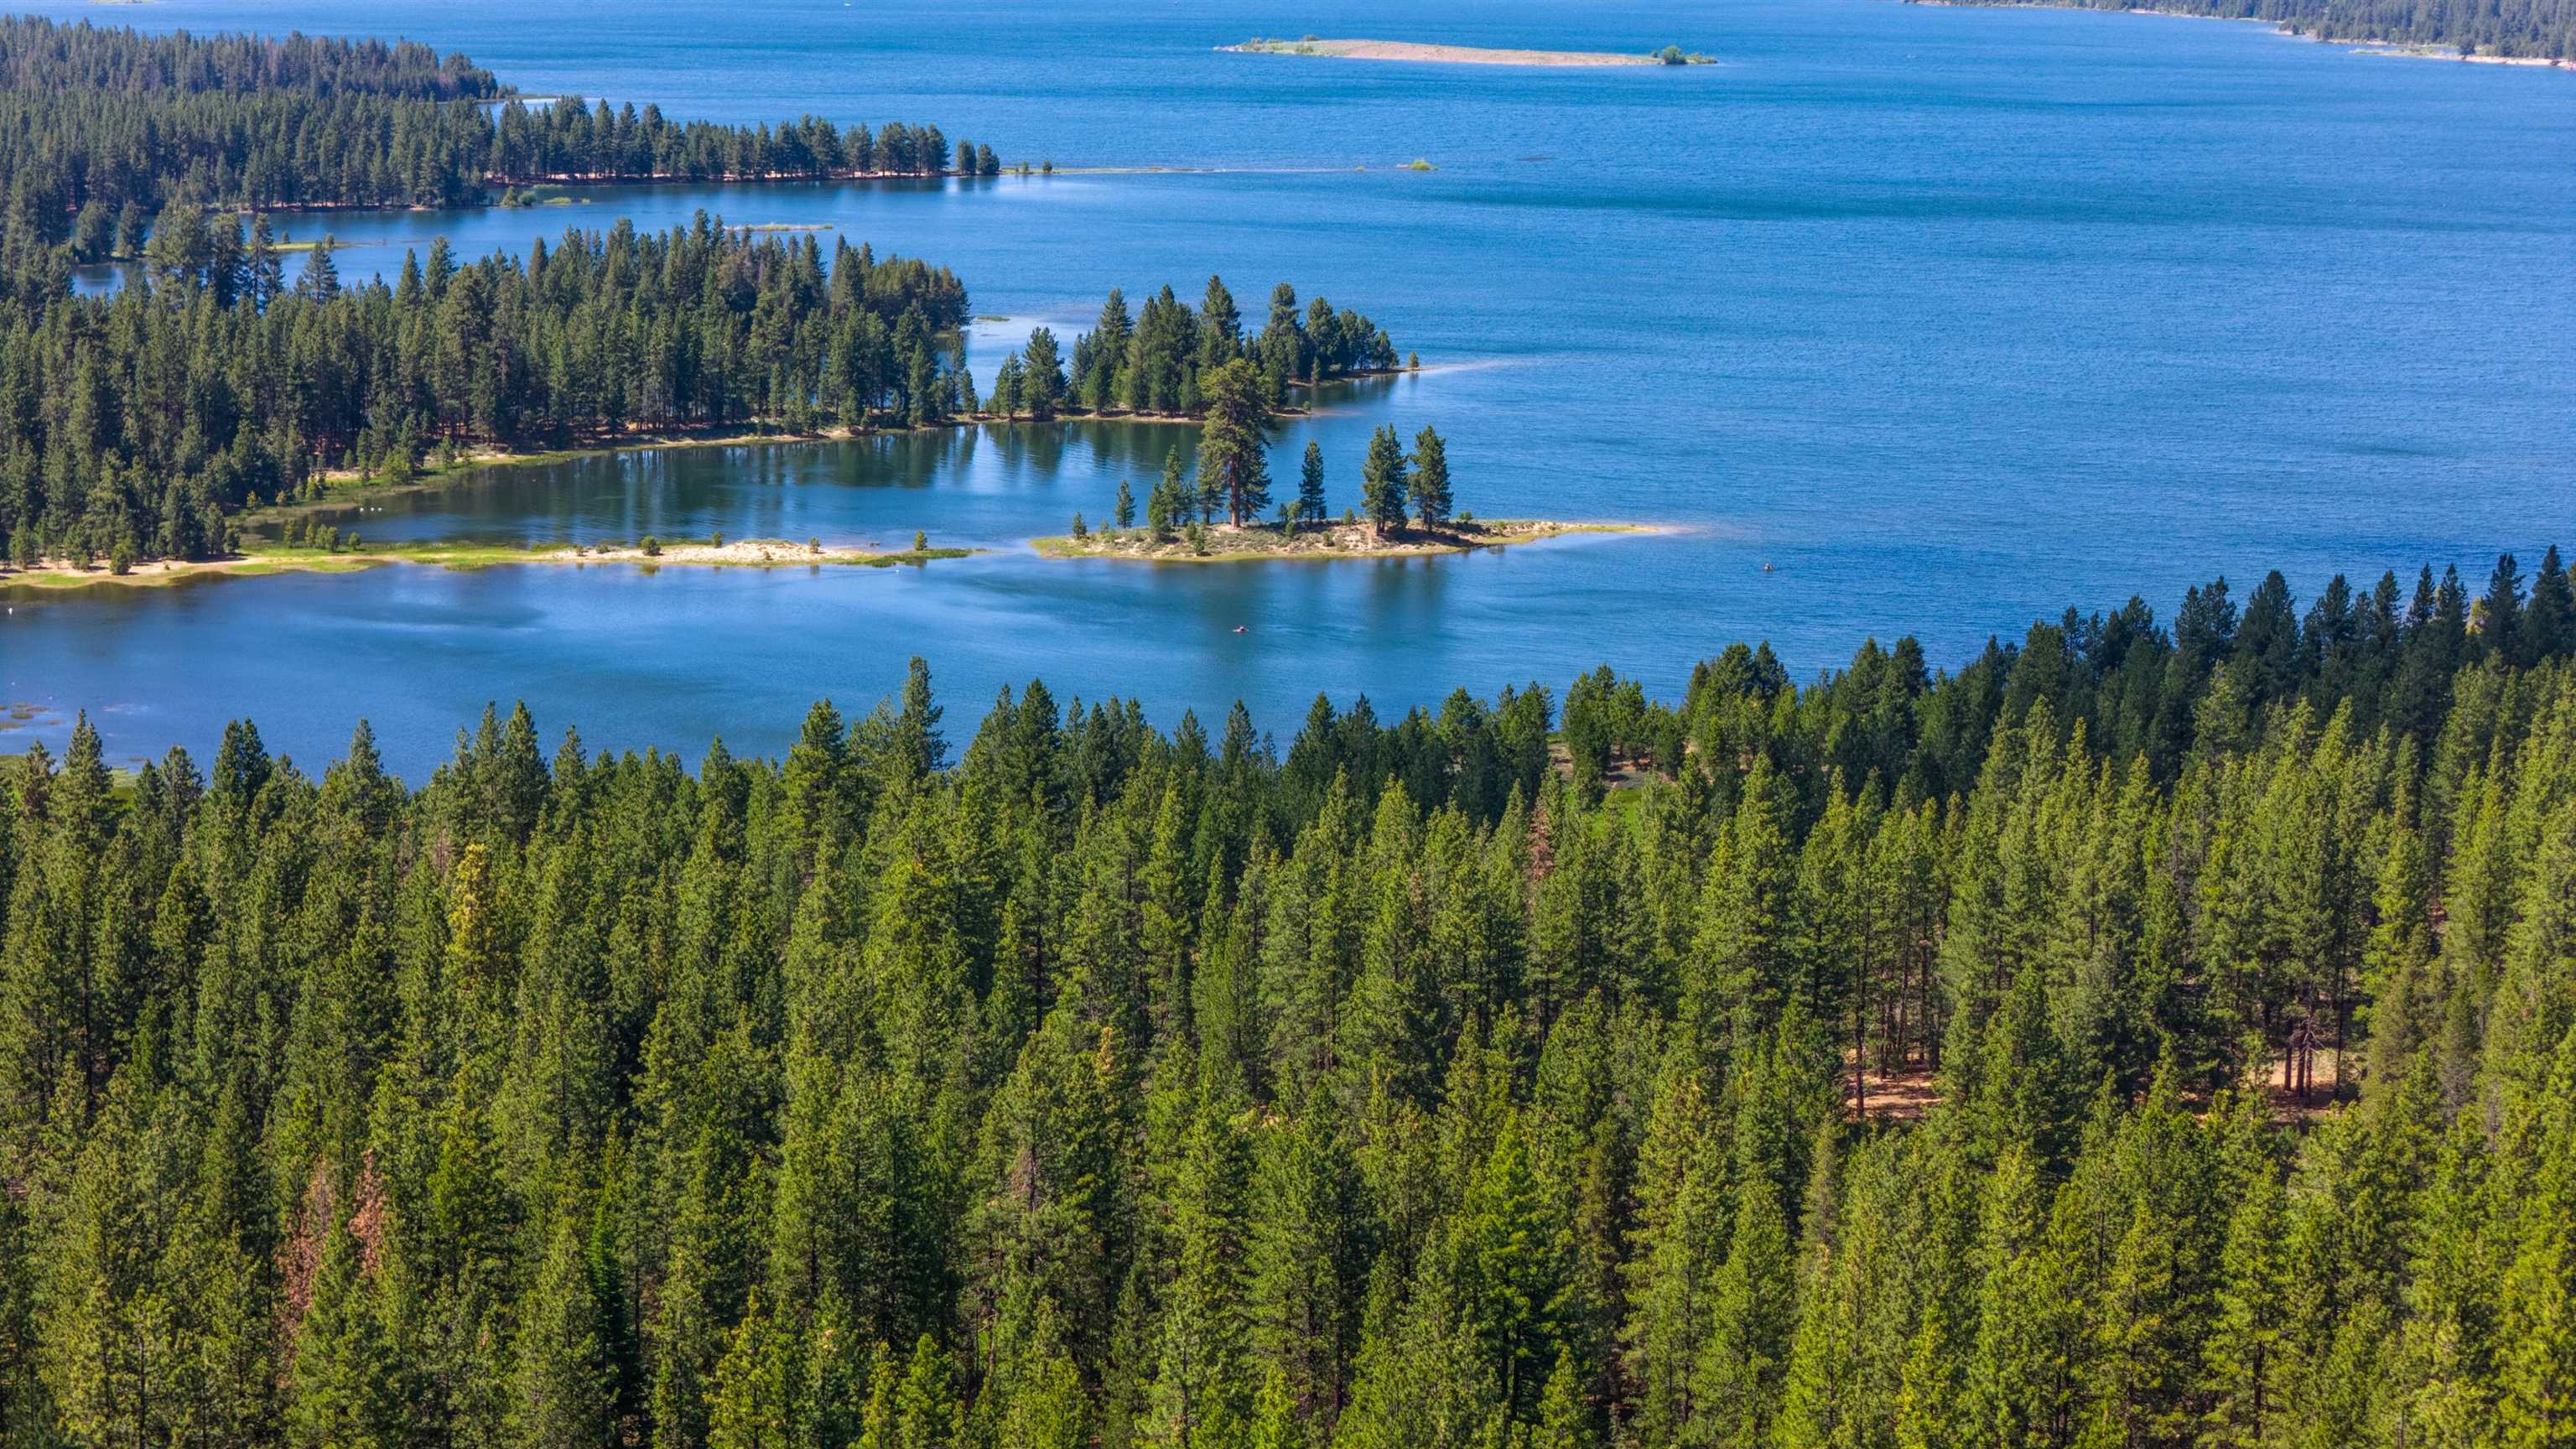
[6,0,2573,774]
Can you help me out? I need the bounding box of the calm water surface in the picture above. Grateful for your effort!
[6,0,2572,772]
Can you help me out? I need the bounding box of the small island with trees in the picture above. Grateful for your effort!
[1033,515,1647,564]
[1227,37,1714,66]
[1031,422,1651,563]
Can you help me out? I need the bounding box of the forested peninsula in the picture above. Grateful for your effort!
[4,549,2576,1448]
[0,16,1003,233]
[0,16,1406,582]
[0,15,1135,575]
[1916,0,2576,64]
[0,210,1401,581]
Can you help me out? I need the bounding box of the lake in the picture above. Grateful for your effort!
[6,0,2572,775]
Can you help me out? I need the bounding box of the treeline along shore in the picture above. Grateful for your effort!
[4,549,2576,1446]
[1913,0,2576,63]
[0,16,1431,579]
[0,200,1404,577]
[0,17,1003,244]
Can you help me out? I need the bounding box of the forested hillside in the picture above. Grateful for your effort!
[3,548,2573,1448]
[1932,0,2576,61]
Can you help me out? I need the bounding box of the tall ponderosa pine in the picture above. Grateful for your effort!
[1410,427,1453,530]
[1359,426,1409,537]
[1194,359,1273,527]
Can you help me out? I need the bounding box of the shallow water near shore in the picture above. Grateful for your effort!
[6,0,2573,775]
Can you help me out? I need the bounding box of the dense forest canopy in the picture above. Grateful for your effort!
[1936,0,2576,60]
[0,22,499,99]
[3,547,2573,1447]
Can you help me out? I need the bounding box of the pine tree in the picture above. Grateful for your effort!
[2527,545,2574,663]
[1022,328,1066,421]
[993,352,1026,420]
[1245,1107,1363,1428]
[1684,756,1797,1053]
[857,1335,958,1449]
[1691,1174,1794,1449]
[1141,1092,1254,1446]
[2202,1119,2288,1448]
[707,1294,802,1449]
[1528,1350,1598,1449]
[1335,1250,1509,1449]
[1200,275,1243,366]
[982,1290,1087,1449]
[287,1218,409,1449]
[2479,551,2524,665]
[1195,359,1273,526]
[1964,1145,2078,1449]
[1891,1305,1964,1449]
[1297,441,1327,524]
[2501,1090,2576,1449]
[516,1214,615,1448]
[1409,427,1452,530]
[1358,426,1408,537]
[1623,1059,1721,1444]
[1244,1368,1300,1449]
[1147,475,1176,543]
[1456,1110,1566,1418]
[1161,446,1192,527]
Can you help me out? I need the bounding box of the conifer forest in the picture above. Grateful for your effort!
[5,8,2573,1449]
[8,553,2576,1447]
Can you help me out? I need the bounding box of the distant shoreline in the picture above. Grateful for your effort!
[1223,38,1712,67]
[195,167,995,218]
[1899,0,2573,69]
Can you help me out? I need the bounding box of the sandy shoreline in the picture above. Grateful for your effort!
[1223,39,1709,67]
[2,538,972,592]
[0,518,1660,589]
[1031,517,1656,564]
